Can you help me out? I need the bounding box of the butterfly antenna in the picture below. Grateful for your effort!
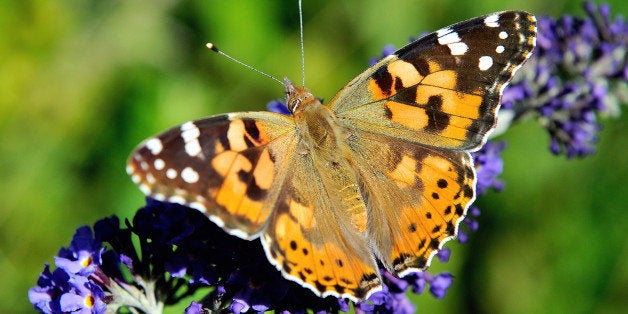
[206,43,283,86]
[298,0,306,87]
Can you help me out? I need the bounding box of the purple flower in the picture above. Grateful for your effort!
[436,248,451,263]
[429,273,454,299]
[59,276,107,314]
[268,99,291,115]
[40,199,462,313]
[29,228,109,314]
[458,206,482,244]
[504,1,627,158]
[185,301,203,314]
[407,271,454,299]
[29,265,70,313]
[472,141,506,195]
[369,44,397,66]
[55,226,103,277]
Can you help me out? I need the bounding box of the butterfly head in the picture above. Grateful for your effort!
[284,78,317,114]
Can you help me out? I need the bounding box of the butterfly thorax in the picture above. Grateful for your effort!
[286,80,345,151]
[285,80,369,232]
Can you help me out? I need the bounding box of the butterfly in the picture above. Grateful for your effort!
[127,11,536,301]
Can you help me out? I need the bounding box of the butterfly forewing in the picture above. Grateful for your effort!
[329,11,536,151]
[127,112,295,238]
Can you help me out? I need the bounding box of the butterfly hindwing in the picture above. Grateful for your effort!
[261,148,381,300]
[330,11,536,150]
[127,112,295,238]
[345,130,475,275]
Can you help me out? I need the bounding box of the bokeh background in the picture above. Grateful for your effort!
[2,0,627,312]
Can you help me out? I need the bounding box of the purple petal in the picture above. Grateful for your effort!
[429,273,454,299]
[185,302,204,314]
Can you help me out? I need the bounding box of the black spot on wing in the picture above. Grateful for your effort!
[424,95,449,133]
[444,206,452,215]
[372,66,394,97]
[455,204,464,216]
[394,76,405,93]
[408,223,417,233]
[393,85,418,105]
[437,179,448,188]
[429,238,440,249]
[446,221,455,236]
[415,256,428,269]
[245,178,267,201]
[334,285,346,294]
[463,184,474,198]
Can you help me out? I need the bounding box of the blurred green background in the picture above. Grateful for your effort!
[2,0,627,312]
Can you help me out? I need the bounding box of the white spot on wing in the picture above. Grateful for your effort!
[484,14,500,27]
[131,174,141,184]
[145,138,163,155]
[478,56,493,71]
[447,42,468,55]
[185,141,202,157]
[154,158,165,170]
[181,122,203,157]
[436,29,468,56]
[126,165,135,175]
[139,184,151,195]
[166,168,178,179]
[189,202,207,213]
[228,228,250,239]
[437,28,460,45]
[209,215,225,228]
[499,31,508,39]
[496,45,505,53]
[181,167,199,183]
[168,195,186,205]
[146,173,156,184]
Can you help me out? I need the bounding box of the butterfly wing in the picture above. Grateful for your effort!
[327,12,536,274]
[260,147,381,301]
[346,130,475,274]
[330,11,536,150]
[127,112,296,239]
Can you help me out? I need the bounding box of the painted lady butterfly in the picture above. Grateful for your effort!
[127,11,536,301]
